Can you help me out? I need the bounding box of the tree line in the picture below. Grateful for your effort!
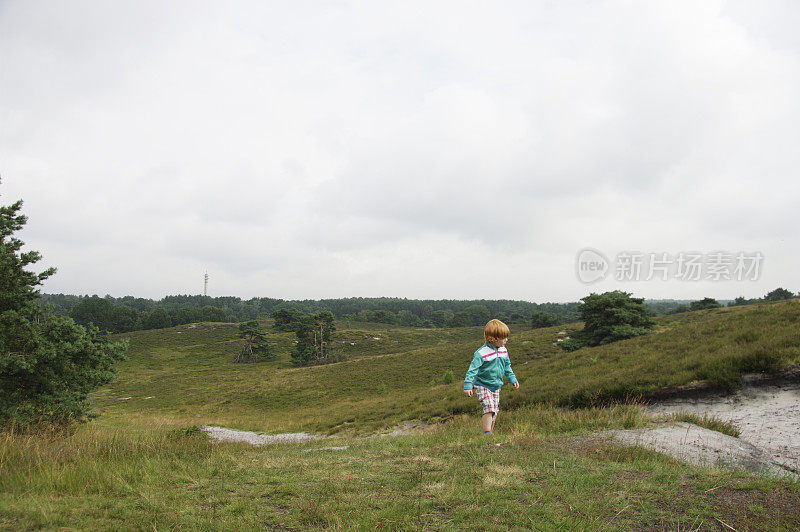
[664,288,798,315]
[40,293,585,334]
[41,289,798,336]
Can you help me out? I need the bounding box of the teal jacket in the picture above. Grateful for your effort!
[463,342,518,392]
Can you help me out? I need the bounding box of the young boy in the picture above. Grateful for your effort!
[463,319,519,435]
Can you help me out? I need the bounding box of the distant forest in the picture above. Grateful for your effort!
[37,293,707,335]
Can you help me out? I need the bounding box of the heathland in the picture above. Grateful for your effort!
[2,299,799,529]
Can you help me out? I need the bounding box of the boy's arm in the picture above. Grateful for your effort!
[463,352,483,390]
[504,355,519,386]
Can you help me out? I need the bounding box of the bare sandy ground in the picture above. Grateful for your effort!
[598,422,796,480]
[201,426,323,446]
[201,420,429,447]
[601,372,800,480]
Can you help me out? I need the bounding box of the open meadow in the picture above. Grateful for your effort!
[2,300,800,529]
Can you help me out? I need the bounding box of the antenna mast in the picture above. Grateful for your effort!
[204,271,209,296]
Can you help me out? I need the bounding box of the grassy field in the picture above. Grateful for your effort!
[90,299,800,435]
[2,299,800,529]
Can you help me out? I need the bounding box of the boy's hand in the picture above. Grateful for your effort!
[513,382,520,389]
[464,389,473,397]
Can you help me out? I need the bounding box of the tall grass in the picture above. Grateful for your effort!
[2,401,798,530]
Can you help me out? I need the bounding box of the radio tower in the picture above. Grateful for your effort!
[204,271,209,296]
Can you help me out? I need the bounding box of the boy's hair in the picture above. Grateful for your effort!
[484,319,510,344]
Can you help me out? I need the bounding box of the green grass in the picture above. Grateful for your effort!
[2,300,800,528]
[666,412,742,438]
[1,403,798,530]
[90,299,800,435]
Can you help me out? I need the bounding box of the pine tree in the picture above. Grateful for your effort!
[234,320,275,363]
[290,311,338,366]
[0,197,128,429]
[561,290,656,351]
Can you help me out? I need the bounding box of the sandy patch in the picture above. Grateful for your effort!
[598,422,796,480]
[202,426,324,446]
[203,420,428,447]
[601,372,800,480]
[644,377,800,476]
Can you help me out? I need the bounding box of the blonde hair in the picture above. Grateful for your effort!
[484,319,510,344]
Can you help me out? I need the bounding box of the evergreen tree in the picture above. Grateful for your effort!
[566,290,656,349]
[234,320,275,363]
[764,288,794,302]
[271,307,305,331]
[0,198,128,429]
[291,311,338,366]
[689,297,722,311]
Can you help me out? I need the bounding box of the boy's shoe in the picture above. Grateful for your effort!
[484,430,493,435]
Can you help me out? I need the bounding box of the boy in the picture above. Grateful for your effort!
[463,319,519,435]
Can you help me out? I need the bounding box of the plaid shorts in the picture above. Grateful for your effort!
[474,385,500,415]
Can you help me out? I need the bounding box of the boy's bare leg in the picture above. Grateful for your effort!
[482,413,493,432]
[491,411,497,431]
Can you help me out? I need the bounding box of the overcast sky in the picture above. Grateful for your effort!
[2,1,798,303]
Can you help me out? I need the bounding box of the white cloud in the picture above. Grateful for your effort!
[2,0,798,301]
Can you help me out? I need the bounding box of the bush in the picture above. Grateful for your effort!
[442,370,454,385]
[690,297,722,311]
[558,337,587,352]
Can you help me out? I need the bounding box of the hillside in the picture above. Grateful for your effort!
[91,299,800,435]
[4,300,800,529]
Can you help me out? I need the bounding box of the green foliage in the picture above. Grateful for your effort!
[291,311,341,366]
[166,424,208,441]
[397,310,422,327]
[271,307,305,332]
[430,310,454,327]
[42,293,584,332]
[558,337,587,352]
[690,297,722,311]
[70,295,114,331]
[0,201,57,313]
[442,370,454,385]
[371,310,396,324]
[0,198,128,429]
[765,287,795,302]
[572,290,656,347]
[234,320,275,363]
[668,412,741,437]
[531,311,560,329]
[728,296,753,307]
[667,304,690,314]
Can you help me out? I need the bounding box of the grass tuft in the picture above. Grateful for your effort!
[666,412,742,437]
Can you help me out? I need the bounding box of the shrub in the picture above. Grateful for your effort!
[442,370,454,385]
